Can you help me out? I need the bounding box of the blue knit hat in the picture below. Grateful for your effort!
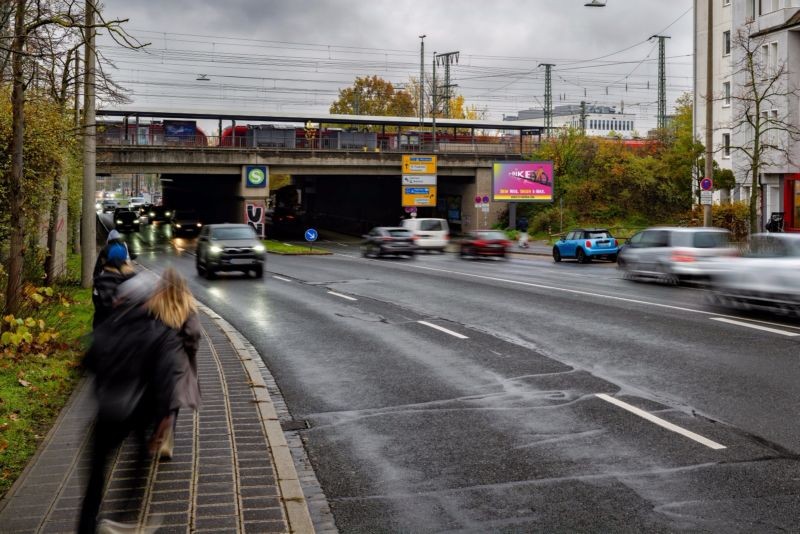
[107,242,127,265]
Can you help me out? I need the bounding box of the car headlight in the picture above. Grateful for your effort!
[175,223,182,228]
[165,211,171,217]
[116,219,123,224]
[209,245,223,254]
[149,211,155,217]
[196,222,202,227]
[253,244,265,253]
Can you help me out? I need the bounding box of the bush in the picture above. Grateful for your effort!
[680,201,750,242]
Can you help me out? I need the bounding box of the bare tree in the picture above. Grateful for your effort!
[729,21,800,232]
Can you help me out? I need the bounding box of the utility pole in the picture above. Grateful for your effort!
[419,35,425,127]
[73,50,81,254]
[651,34,671,130]
[580,100,587,135]
[432,50,437,151]
[538,63,555,137]
[436,51,459,118]
[81,0,97,288]
[703,1,712,226]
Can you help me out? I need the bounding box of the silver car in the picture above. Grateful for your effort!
[708,233,800,315]
[195,223,266,279]
[618,227,735,284]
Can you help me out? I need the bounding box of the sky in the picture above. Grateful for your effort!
[96,0,695,131]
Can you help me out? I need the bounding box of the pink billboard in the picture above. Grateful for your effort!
[492,161,554,202]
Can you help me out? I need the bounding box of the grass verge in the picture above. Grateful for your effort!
[0,255,93,497]
[264,239,331,255]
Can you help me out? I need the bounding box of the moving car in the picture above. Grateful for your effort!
[114,209,140,233]
[400,218,449,252]
[361,227,416,258]
[459,230,510,259]
[101,199,118,213]
[708,233,800,315]
[148,205,173,224]
[195,223,266,279]
[617,226,734,284]
[553,228,619,263]
[171,210,202,237]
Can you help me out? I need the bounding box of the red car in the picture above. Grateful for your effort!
[459,230,511,259]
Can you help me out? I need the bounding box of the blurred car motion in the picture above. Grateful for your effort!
[618,227,734,284]
[459,230,510,259]
[708,233,800,315]
[553,228,619,263]
[361,227,416,258]
[114,209,140,233]
[171,210,202,237]
[196,223,265,279]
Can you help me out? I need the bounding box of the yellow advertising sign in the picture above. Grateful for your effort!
[401,185,437,207]
[402,154,437,174]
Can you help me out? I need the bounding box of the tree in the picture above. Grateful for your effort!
[330,76,414,117]
[729,21,800,232]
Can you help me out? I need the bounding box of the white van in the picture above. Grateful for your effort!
[401,218,449,252]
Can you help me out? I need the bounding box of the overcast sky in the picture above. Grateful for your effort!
[97,0,694,130]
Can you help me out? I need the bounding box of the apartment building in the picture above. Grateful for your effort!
[695,0,800,231]
[505,104,638,139]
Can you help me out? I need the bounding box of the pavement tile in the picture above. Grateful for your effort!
[195,482,234,495]
[196,502,238,517]
[147,512,189,526]
[243,520,288,533]
[148,499,191,514]
[194,514,239,530]
[195,492,235,506]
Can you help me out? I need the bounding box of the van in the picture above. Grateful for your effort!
[401,218,449,252]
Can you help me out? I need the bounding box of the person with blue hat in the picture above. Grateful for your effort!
[91,241,136,328]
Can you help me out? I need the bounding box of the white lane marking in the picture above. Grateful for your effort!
[282,243,294,247]
[418,321,469,339]
[328,291,357,301]
[710,317,799,337]
[596,393,726,450]
[273,275,292,282]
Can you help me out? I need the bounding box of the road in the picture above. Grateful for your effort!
[118,222,800,532]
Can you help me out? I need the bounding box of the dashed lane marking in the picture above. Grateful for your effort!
[710,317,800,337]
[273,275,292,282]
[596,393,726,450]
[328,291,358,301]
[418,320,469,340]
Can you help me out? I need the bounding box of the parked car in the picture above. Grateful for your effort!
[101,199,118,213]
[553,228,619,263]
[400,218,449,252]
[459,230,511,259]
[114,209,140,233]
[148,205,173,224]
[171,210,202,237]
[195,223,266,279]
[361,227,416,258]
[708,233,800,315]
[617,227,735,284]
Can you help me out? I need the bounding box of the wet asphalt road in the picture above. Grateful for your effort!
[122,222,800,532]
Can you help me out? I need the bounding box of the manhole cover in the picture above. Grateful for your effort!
[281,420,310,431]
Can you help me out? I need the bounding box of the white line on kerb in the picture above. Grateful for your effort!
[710,317,799,337]
[418,321,469,339]
[596,393,726,450]
[328,291,357,301]
[272,276,292,282]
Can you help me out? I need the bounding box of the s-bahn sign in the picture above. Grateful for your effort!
[244,165,268,188]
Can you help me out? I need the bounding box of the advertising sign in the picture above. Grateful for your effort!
[402,155,437,174]
[245,200,266,237]
[402,175,437,185]
[402,185,437,207]
[163,120,197,141]
[492,161,554,202]
[244,165,268,188]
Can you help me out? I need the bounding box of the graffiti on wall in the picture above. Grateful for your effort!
[245,200,266,237]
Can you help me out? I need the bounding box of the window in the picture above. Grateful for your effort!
[723,31,731,56]
[770,42,778,73]
[722,0,730,5]
[723,81,731,106]
[746,0,755,19]
[722,133,731,157]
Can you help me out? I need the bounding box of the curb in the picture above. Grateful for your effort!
[198,304,315,534]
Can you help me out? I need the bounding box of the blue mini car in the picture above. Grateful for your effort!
[553,228,619,263]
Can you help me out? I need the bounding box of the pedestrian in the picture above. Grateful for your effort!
[516,216,530,248]
[93,229,132,278]
[79,272,182,534]
[91,243,136,328]
[146,267,201,460]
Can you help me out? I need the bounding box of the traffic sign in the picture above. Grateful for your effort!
[402,175,437,185]
[402,185,437,207]
[402,155,437,174]
[474,195,482,204]
[700,177,713,191]
[700,191,713,205]
[404,207,417,213]
[482,195,490,204]
[304,228,318,242]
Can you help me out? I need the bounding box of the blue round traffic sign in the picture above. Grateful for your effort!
[304,228,318,242]
[482,195,490,203]
[700,178,713,191]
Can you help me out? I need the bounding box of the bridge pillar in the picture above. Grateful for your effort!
[238,165,269,238]
[461,167,502,232]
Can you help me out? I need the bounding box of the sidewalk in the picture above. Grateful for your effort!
[0,306,314,533]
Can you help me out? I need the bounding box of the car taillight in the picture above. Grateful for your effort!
[585,240,592,248]
[672,251,695,262]
[612,239,617,247]
[382,237,393,242]
[474,240,486,247]
[412,235,419,241]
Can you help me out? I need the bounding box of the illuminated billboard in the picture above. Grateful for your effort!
[492,161,554,202]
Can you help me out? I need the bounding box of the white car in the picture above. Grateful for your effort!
[401,218,449,252]
[708,233,800,315]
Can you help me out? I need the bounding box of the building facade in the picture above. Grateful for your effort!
[695,0,800,231]
[505,104,638,139]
